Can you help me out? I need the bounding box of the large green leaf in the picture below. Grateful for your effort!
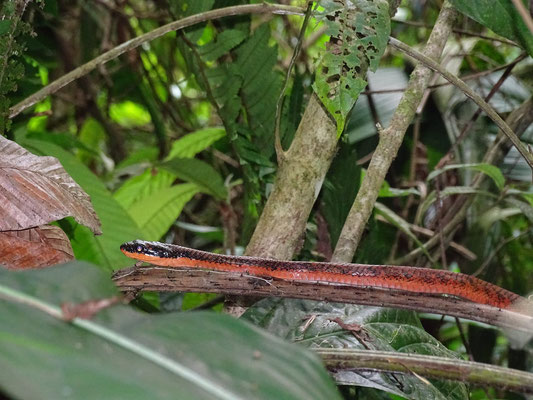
[244,299,467,400]
[19,138,143,270]
[113,168,175,209]
[449,0,533,56]
[161,158,227,200]
[313,0,390,135]
[128,183,200,241]
[0,263,341,400]
[198,30,246,62]
[165,127,226,160]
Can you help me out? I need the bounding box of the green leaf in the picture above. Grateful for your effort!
[109,100,151,128]
[234,24,282,155]
[374,202,434,262]
[322,143,360,247]
[0,20,11,35]
[198,30,246,61]
[19,138,143,270]
[166,127,226,160]
[128,184,199,241]
[161,158,227,200]
[313,0,390,135]
[449,0,533,56]
[114,168,175,209]
[0,263,341,400]
[427,163,505,190]
[244,299,467,400]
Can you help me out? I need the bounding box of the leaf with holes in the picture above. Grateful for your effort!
[313,0,390,135]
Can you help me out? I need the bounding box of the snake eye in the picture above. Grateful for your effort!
[136,245,143,253]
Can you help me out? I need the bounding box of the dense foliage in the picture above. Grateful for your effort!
[1,0,533,399]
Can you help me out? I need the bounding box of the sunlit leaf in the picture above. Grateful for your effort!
[166,127,226,160]
[128,184,199,241]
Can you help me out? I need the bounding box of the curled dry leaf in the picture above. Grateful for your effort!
[0,225,74,269]
[0,136,101,234]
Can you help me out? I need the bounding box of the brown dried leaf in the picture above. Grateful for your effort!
[0,225,74,269]
[0,136,101,233]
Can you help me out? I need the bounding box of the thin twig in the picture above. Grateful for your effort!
[510,0,533,36]
[388,37,533,172]
[392,18,521,47]
[274,1,313,164]
[9,3,305,118]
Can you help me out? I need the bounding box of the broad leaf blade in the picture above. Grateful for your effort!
[161,158,227,200]
[128,184,200,241]
[244,299,467,400]
[19,138,144,270]
[166,127,226,160]
[0,264,341,400]
[449,0,533,56]
[427,163,505,190]
[0,225,74,269]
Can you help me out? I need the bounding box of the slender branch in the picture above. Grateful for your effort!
[388,37,533,171]
[392,18,521,47]
[111,266,533,335]
[274,1,313,164]
[361,56,528,95]
[318,348,533,395]
[8,3,305,118]
[332,2,458,262]
[395,96,533,264]
[510,0,533,36]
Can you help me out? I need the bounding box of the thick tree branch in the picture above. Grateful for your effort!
[111,266,533,335]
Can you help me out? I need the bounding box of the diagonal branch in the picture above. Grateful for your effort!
[8,3,305,118]
[332,1,458,262]
[388,37,533,171]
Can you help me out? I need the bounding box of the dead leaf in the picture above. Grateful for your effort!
[0,136,101,234]
[0,225,74,269]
